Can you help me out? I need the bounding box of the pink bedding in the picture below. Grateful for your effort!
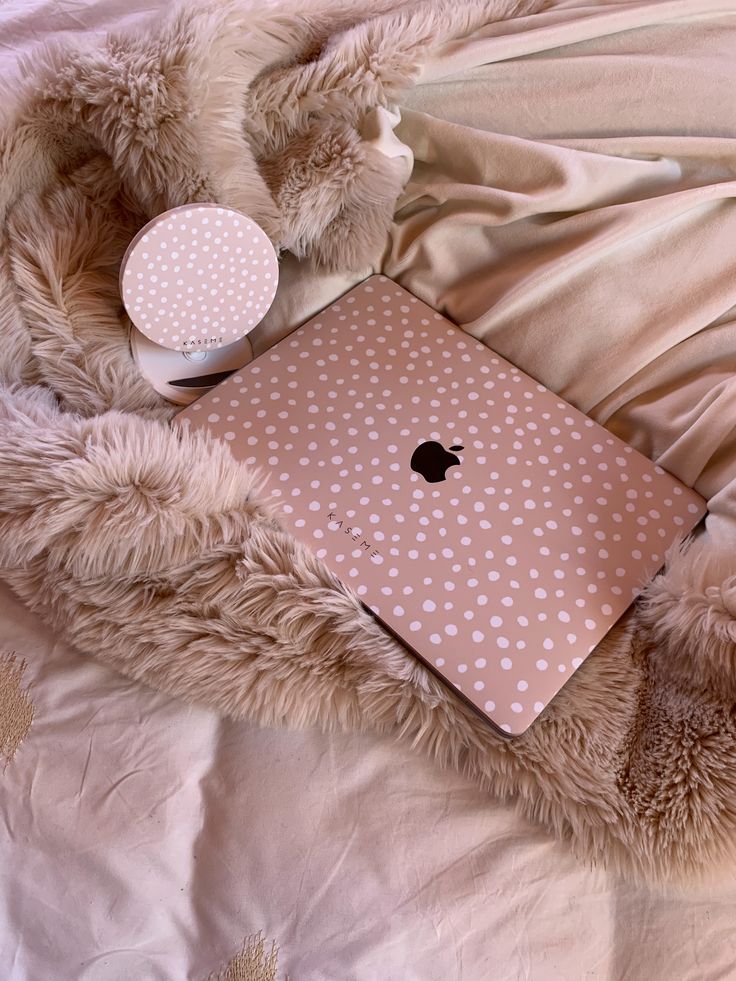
[3,578,736,979]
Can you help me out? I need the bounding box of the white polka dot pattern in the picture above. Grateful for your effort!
[121,204,278,352]
[176,275,707,735]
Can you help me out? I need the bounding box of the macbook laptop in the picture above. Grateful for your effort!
[176,275,706,736]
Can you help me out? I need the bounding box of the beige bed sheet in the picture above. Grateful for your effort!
[3,578,736,980]
[4,0,736,977]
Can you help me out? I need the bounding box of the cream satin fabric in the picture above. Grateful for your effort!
[385,0,736,547]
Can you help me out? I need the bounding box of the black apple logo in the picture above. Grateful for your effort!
[410,440,464,483]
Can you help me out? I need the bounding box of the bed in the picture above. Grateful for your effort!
[2,1,736,978]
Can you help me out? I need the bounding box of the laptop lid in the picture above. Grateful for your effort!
[176,275,706,736]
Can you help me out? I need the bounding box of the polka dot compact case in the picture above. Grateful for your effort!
[176,275,707,736]
[120,204,278,405]
[121,203,278,351]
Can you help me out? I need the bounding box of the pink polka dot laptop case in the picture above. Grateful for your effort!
[176,275,706,735]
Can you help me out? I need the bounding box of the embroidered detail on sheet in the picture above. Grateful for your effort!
[0,652,34,769]
[208,932,280,981]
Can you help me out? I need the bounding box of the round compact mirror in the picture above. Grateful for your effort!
[120,203,279,404]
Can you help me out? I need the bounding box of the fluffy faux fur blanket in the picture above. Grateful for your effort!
[1,0,736,887]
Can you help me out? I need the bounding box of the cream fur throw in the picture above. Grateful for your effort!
[1,0,736,887]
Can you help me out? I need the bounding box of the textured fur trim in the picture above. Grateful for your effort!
[639,539,736,697]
